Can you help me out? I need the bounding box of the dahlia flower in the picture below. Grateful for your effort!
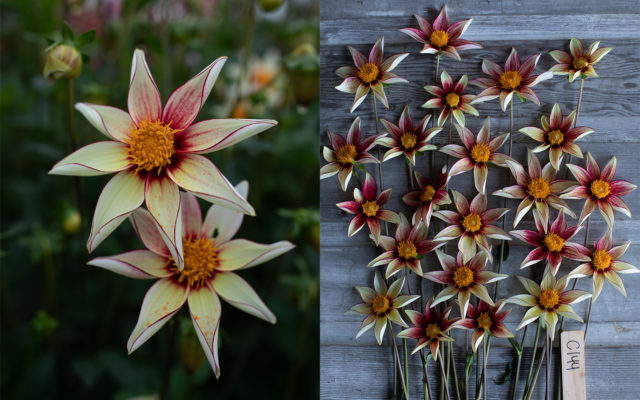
[424,250,507,317]
[320,117,382,191]
[336,172,400,244]
[433,191,510,263]
[569,231,639,301]
[368,213,443,278]
[549,38,612,82]
[562,153,637,228]
[510,210,589,275]
[397,299,460,360]
[423,70,478,127]
[439,117,511,194]
[50,49,276,268]
[519,103,594,170]
[402,169,451,227]
[493,149,576,227]
[471,48,553,111]
[459,300,512,352]
[399,5,481,60]
[346,272,420,345]
[376,105,441,165]
[335,37,409,112]
[87,185,294,377]
[508,272,591,340]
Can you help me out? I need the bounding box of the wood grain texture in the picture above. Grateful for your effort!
[320,1,640,399]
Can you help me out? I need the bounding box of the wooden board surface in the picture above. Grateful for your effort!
[320,1,640,399]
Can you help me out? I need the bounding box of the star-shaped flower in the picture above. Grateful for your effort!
[550,38,612,82]
[423,70,478,127]
[459,300,512,352]
[402,169,451,228]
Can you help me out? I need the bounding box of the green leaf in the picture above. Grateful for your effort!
[75,29,96,47]
[464,353,474,378]
[495,241,510,263]
[45,37,56,45]
[509,337,522,357]
[515,92,527,103]
[493,363,512,385]
[62,21,74,42]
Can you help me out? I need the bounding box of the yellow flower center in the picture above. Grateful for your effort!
[538,289,560,310]
[592,249,612,271]
[527,178,551,200]
[125,119,177,174]
[543,232,565,253]
[445,92,460,108]
[425,323,442,340]
[498,70,522,90]
[400,132,418,150]
[336,144,357,164]
[430,30,449,48]
[590,179,610,199]
[572,56,589,71]
[171,237,218,287]
[362,200,379,217]
[470,143,491,163]
[397,240,417,260]
[371,295,391,316]
[548,129,564,146]
[461,213,482,233]
[357,63,380,84]
[477,312,492,331]
[419,185,436,203]
[452,265,474,288]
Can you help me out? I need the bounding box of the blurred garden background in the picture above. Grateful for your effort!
[0,0,319,398]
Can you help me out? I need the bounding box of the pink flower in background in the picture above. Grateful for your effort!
[336,172,400,244]
[400,5,481,60]
[335,37,409,112]
[423,71,478,127]
[402,170,451,228]
[550,38,612,82]
[459,300,512,352]
[471,48,553,111]
[87,186,294,378]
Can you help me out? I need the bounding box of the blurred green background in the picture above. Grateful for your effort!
[0,0,319,398]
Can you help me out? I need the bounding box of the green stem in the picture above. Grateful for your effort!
[583,300,593,340]
[430,53,441,173]
[524,323,542,395]
[445,112,453,171]
[372,93,388,236]
[476,336,491,400]
[449,343,461,400]
[389,323,410,400]
[159,319,178,400]
[67,78,84,226]
[546,331,551,400]
[523,326,547,400]
[439,347,452,400]
[564,76,585,178]
[511,324,528,400]
[404,338,410,398]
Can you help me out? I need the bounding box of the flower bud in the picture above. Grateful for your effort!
[258,0,284,12]
[62,208,82,234]
[44,44,82,80]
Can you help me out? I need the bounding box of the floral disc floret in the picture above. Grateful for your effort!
[371,295,391,315]
[527,178,551,200]
[461,213,482,233]
[548,129,564,145]
[470,143,490,163]
[336,144,357,164]
[572,57,589,71]
[477,312,492,331]
[590,179,610,199]
[538,289,560,310]
[357,63,380,84]
[445,93,460,108]
[452,265,474,288]
[361,200,380,217]
[498,70,522,90]
[592,249,611,271]
[171,237,218,287]
[397,240,417,260]
[125,119,178,174]
[543,232,565,252]
[420,185,436,203]
[400,132,418,150]
[430,30,449,48]
[425,323,442,340]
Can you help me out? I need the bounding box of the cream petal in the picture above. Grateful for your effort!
[49,141,130,176]
[127,49,162,125]
[188,284,222,377]
[201,181,249,241]
[130,208,171,257]
[145,176,184,270]
[211,271,276,323]
[179,118,277,154]
[179,191,203,238]
[87,250,172,279]
[217,239,294,271]
[75,103,134,142]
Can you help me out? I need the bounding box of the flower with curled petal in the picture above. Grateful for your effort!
[346,272,420,346]
[320,117,383,191]
[49,49,277,268]
[471,48,553,111]
[562,153,637,228]
[402,169,451,227]
[549,38,612,82]
[433,191,510,263]
[399,5,481,60]
[86,185,294,378]
[423,70,478,127]
[376,105,442,165]
[568,230,639,302]
[519,103,594,170]
[335,36,409,113]
[368,213,444,278]
[336,172,400,245]
[425,251,507,317]
[510,210,589,275]
[508,272,591,340]
[493,149,576,227]
[397,299,460,360]
[439,117,512,194]
[459,300,512,353]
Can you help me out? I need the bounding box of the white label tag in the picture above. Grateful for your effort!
[560,330,586,400]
